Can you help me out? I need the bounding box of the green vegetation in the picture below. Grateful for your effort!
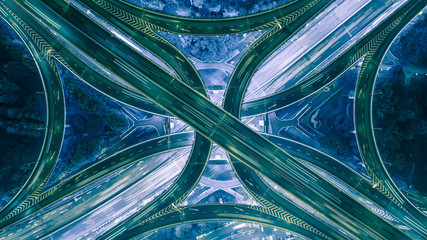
[45,72,129,189]
[318,135,341,153]
[315,67,361,171]
[104,108,129,132]
[64,76,106,115]
[128,0,291,18]
[62,74,129,134]
[0,108,44,137]
[0,143,43,207]
[0,22,45,138]
[0,20,45,207]
[374,14,427,195]
[374,66,427,194]
[159,33,243,61]
[391,14,427,67]
[69,138,103,165]
[144,222,226,240]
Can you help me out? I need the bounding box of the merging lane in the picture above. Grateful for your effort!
[0,132,193,229]
[0,6,65,226]
[3,0,425,239]
[354,0,427,236]
[96,1,350,239]
[11,0,412,238]
[240,0,426,118]
[125,204,326,240]
[101,0,314,35]
[219,2,352,240]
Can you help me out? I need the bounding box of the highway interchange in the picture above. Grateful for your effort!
[0,0,426,239]
[0,7,65,226]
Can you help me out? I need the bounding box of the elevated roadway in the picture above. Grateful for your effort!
[239,0,426,117]
[16,0,411,238]
[1,146,190,240]
[74,0,208,96]
[124,204,329,240]
[0,132,193,229]
[79,1,346,239]
[0,6,65,225]
[67,2,215,237]
[0,0,210,232]
[101,0,313,35]
[219,3,352,239]
[243,0,397,101]
[354,0,427,236]
[3,0,423,239]
[223,0,426,237]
